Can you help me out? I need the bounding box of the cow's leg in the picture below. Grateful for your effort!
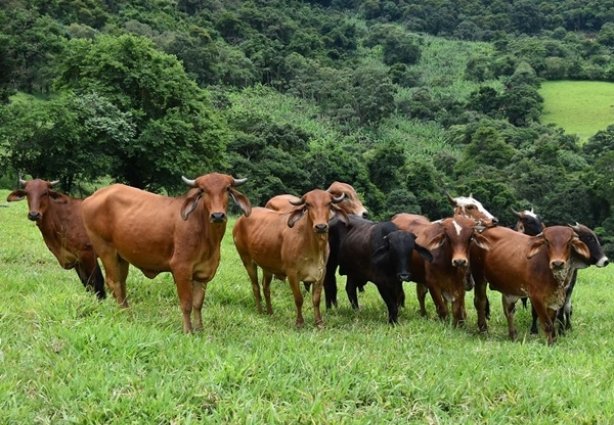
[98,253,129,307]
[323,267,338,310]
[532,299,557,345]
[452,293,467,327]
[346,277,360,309]
[244,261,263,313]
[429,286,449,321]
[416,283,429,317]
[376,285,399,324]
[77,253,106,300]
[191,281,207,331]
[502,295,518,341]
[287,274,304,328]
[473,271,488,333]
[310,279,324,329]
[530,303,539,334]
[262,271,273,315]
[171,267,195,334]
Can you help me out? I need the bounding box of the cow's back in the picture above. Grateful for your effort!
[338,221,374,278]
[82,184,180,270]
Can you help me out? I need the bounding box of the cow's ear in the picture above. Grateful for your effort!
[330,203,349,225]
[7,190,26,202]
[180,190,203,220]
[287,206,306,228]
[472,233,490,251]
[372,236,390,266]
[526,235,545,259]
[571,237,590,261]
[229,187,252,217]
[414,242,433,263]
[49,191,67,203]
[421,229,446,252]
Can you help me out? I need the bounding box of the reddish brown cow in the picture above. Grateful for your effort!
[392,213,478,326]
[81,173,252,333]
[471,226,590,344]
[265,181,368,218]
[7,178,105,299]
[233,189,348,328]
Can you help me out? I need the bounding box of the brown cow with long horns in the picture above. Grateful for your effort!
[81,173,252,333]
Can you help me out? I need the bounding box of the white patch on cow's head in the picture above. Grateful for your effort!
[523,209,538,219]
[596,256,609,267]
[452,219,462,236]
[454,196,495,220]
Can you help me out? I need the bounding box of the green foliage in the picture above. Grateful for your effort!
[54,34,227,190]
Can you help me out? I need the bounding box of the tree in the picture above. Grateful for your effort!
[54,34,227,191]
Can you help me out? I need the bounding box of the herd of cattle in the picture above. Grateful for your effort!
[6,173,609,344]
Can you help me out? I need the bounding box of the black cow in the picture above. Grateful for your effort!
[326,216,433,324]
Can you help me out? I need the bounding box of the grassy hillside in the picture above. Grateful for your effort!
[1,190,614,424]
[540,81,614,143]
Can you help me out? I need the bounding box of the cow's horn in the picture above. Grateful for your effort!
[289,196,306,206]
[49,180,60,187]
[332,192,345,203]
[569,222,582,232]
[232,177,247,187]
[445,191,456,205]
[181,176,197,187]
[510,207,521,216]
[19,176,26,186]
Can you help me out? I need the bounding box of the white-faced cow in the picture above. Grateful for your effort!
[233,189,348,328]
[471,226,591,344]
[81,173,252,333]
[7,178,105,299]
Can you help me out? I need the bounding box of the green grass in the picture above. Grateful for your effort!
[1,189,614,424]
[540,80,614,143]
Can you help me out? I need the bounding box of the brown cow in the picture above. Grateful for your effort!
[81,173,252,333]
[471,226,590,344]
[265,181,368,218]
[392,213,478,326]
[7,178,106,299]
[233,189,348,328]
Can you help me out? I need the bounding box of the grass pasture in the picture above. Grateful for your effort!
[540,80,614,143]
[1,190,614,424]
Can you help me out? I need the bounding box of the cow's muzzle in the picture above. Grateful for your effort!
[314,223,328,234]
[597,257,609,268]
[28,211,41,221]
[398,272,411,282]
[452,258,468,268]
[550,260,565,270]
[210,212,227,223]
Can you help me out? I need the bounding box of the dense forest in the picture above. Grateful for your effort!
[1,0,613,254]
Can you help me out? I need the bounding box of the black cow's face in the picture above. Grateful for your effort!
[516,210,544,236]
[573,224,609,267]
[373,230,432,282]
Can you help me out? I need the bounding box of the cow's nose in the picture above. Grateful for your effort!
[314,223,328,233]
[210,212,226,223]
[398,272,411,282]
[362,212,369,219]
[28,211,41,221]
[491,217,499,225]
[551,260,565,269]
[452,258,468,268]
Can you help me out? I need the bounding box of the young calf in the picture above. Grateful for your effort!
[326,216,433,324]
[471,226,590,344]
[233,189,348,328]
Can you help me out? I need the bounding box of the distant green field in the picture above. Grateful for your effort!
[2,190,614,424]
[540,81,614,143]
